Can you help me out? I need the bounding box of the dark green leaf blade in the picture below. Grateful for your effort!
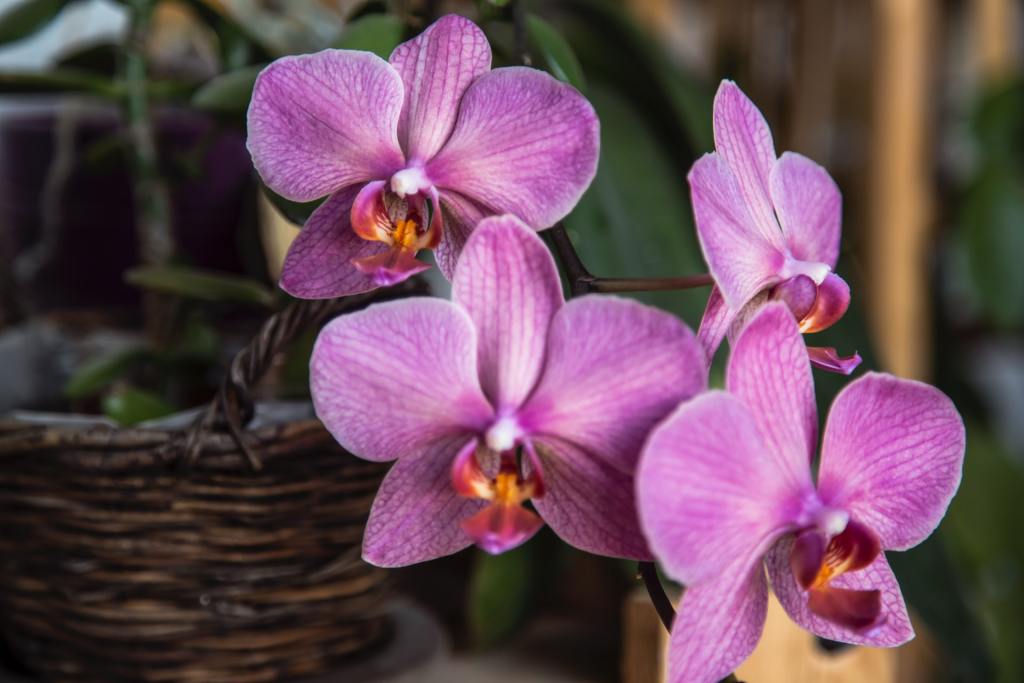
[332,13,404,58]
[125,265,276,308]
[0,0,65,45]
[526,13,586,91]
[468,545,535,649]
[191,65,263,117]
[102,387,176,426]
[64,348,149,400]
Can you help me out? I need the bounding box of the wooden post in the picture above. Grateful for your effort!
[974,0,1022,81]
[866,0,936,380]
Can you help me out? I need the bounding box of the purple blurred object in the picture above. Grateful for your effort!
[0,95,256,318]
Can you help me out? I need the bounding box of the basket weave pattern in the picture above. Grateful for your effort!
[0,289,428,682]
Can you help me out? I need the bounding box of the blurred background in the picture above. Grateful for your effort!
[0,0,1020,682]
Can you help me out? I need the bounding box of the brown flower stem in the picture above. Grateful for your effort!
[638,561,675,631]
[548,223,712,295]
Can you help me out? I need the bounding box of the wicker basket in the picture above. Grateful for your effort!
[0,286,422,683]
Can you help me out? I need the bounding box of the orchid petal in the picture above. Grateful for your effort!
[522,295,705,473]
[726,303,817,492]
[311,298,493,462]
[530,437,650,560]
[461,503,544,555]
[713,80,781,248]
[279,188,388,299]
[363,437,485,567]
[435,190,489,279]
[427,67,599,229]
[766,539,914,646]
[637,391,797,585]
[247,50,405,202]
[667,557,768,683]
[696,286,733,367]
[800,272,850,334]
[817,373,965,550]
[807,346,862,375]
[452,215,564,411]
[770,152,842,268]
[351,247,430,287]
[770,275,817,322]
[690,152,784,310]
[389,14,491,162]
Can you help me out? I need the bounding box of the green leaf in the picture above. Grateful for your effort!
[562,83,706,325]
[959,168,1024,328]
[64,348,149,400]
[941,425,1024,682]
[125,265,276,308]
[526,13,586,91]
[102,387,176,426]
[0,69,119,97]
[0,0,65,45]
[191,65,263,117]
[468,545,535,649]
[333,13,404,58]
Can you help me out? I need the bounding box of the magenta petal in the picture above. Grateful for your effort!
[807,586,882,631]
[713,80,781,247]
[351,248,431,287]
[770,275,817,322]
[390,14,491,162]
[800,272,850,334]
[435,190,489,279]
[807,346,862,375]
[667,557,768,683]
[696,286,733,367]
[427,67,599,229]
[461,503,544,555]
[311,298,493,462]
[766,538,915,646]
[637,392,797,586]
[279,187,388,299]
[363,437,486,567]
[522,295,705,473]
[817,372,965,550]
[452,215,564,411]
[247,51,405,202]
[726,303,817,492]
[770,151,842,268]
[530,437,651,560]
[690,152,784,310]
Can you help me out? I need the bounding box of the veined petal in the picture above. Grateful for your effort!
[452,215,564,411]
[690,152,784,311]
[363,437,486,567]
[770,152,842,268]
[247,50,405,202]
[351,247,431,287]
[696,286,733,367]
[817,373,965,550]
[427,67,599,229]
[530,437,650,560]
[390,14,491,163]
[667,556,768,683]
[713,80,782,248]
[637,391,800,586]
[726,303,817,493]
[279,187,388,299]
[435,190,489,279]
[766,539,914,646]
[807,346,862,374]
[522,295,705,473]
[311,298,493,462]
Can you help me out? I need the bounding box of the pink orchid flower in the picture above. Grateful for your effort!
[691,80,861,374]
[310,214,705,566]
[637,303,964,683]
[247,14,599,297]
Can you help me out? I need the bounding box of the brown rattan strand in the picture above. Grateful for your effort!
[0,287,430,682]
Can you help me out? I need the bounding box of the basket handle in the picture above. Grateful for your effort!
[182,279,428,470]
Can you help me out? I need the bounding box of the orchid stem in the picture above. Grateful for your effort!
[548,224,712,295]
[638,561,675,631]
